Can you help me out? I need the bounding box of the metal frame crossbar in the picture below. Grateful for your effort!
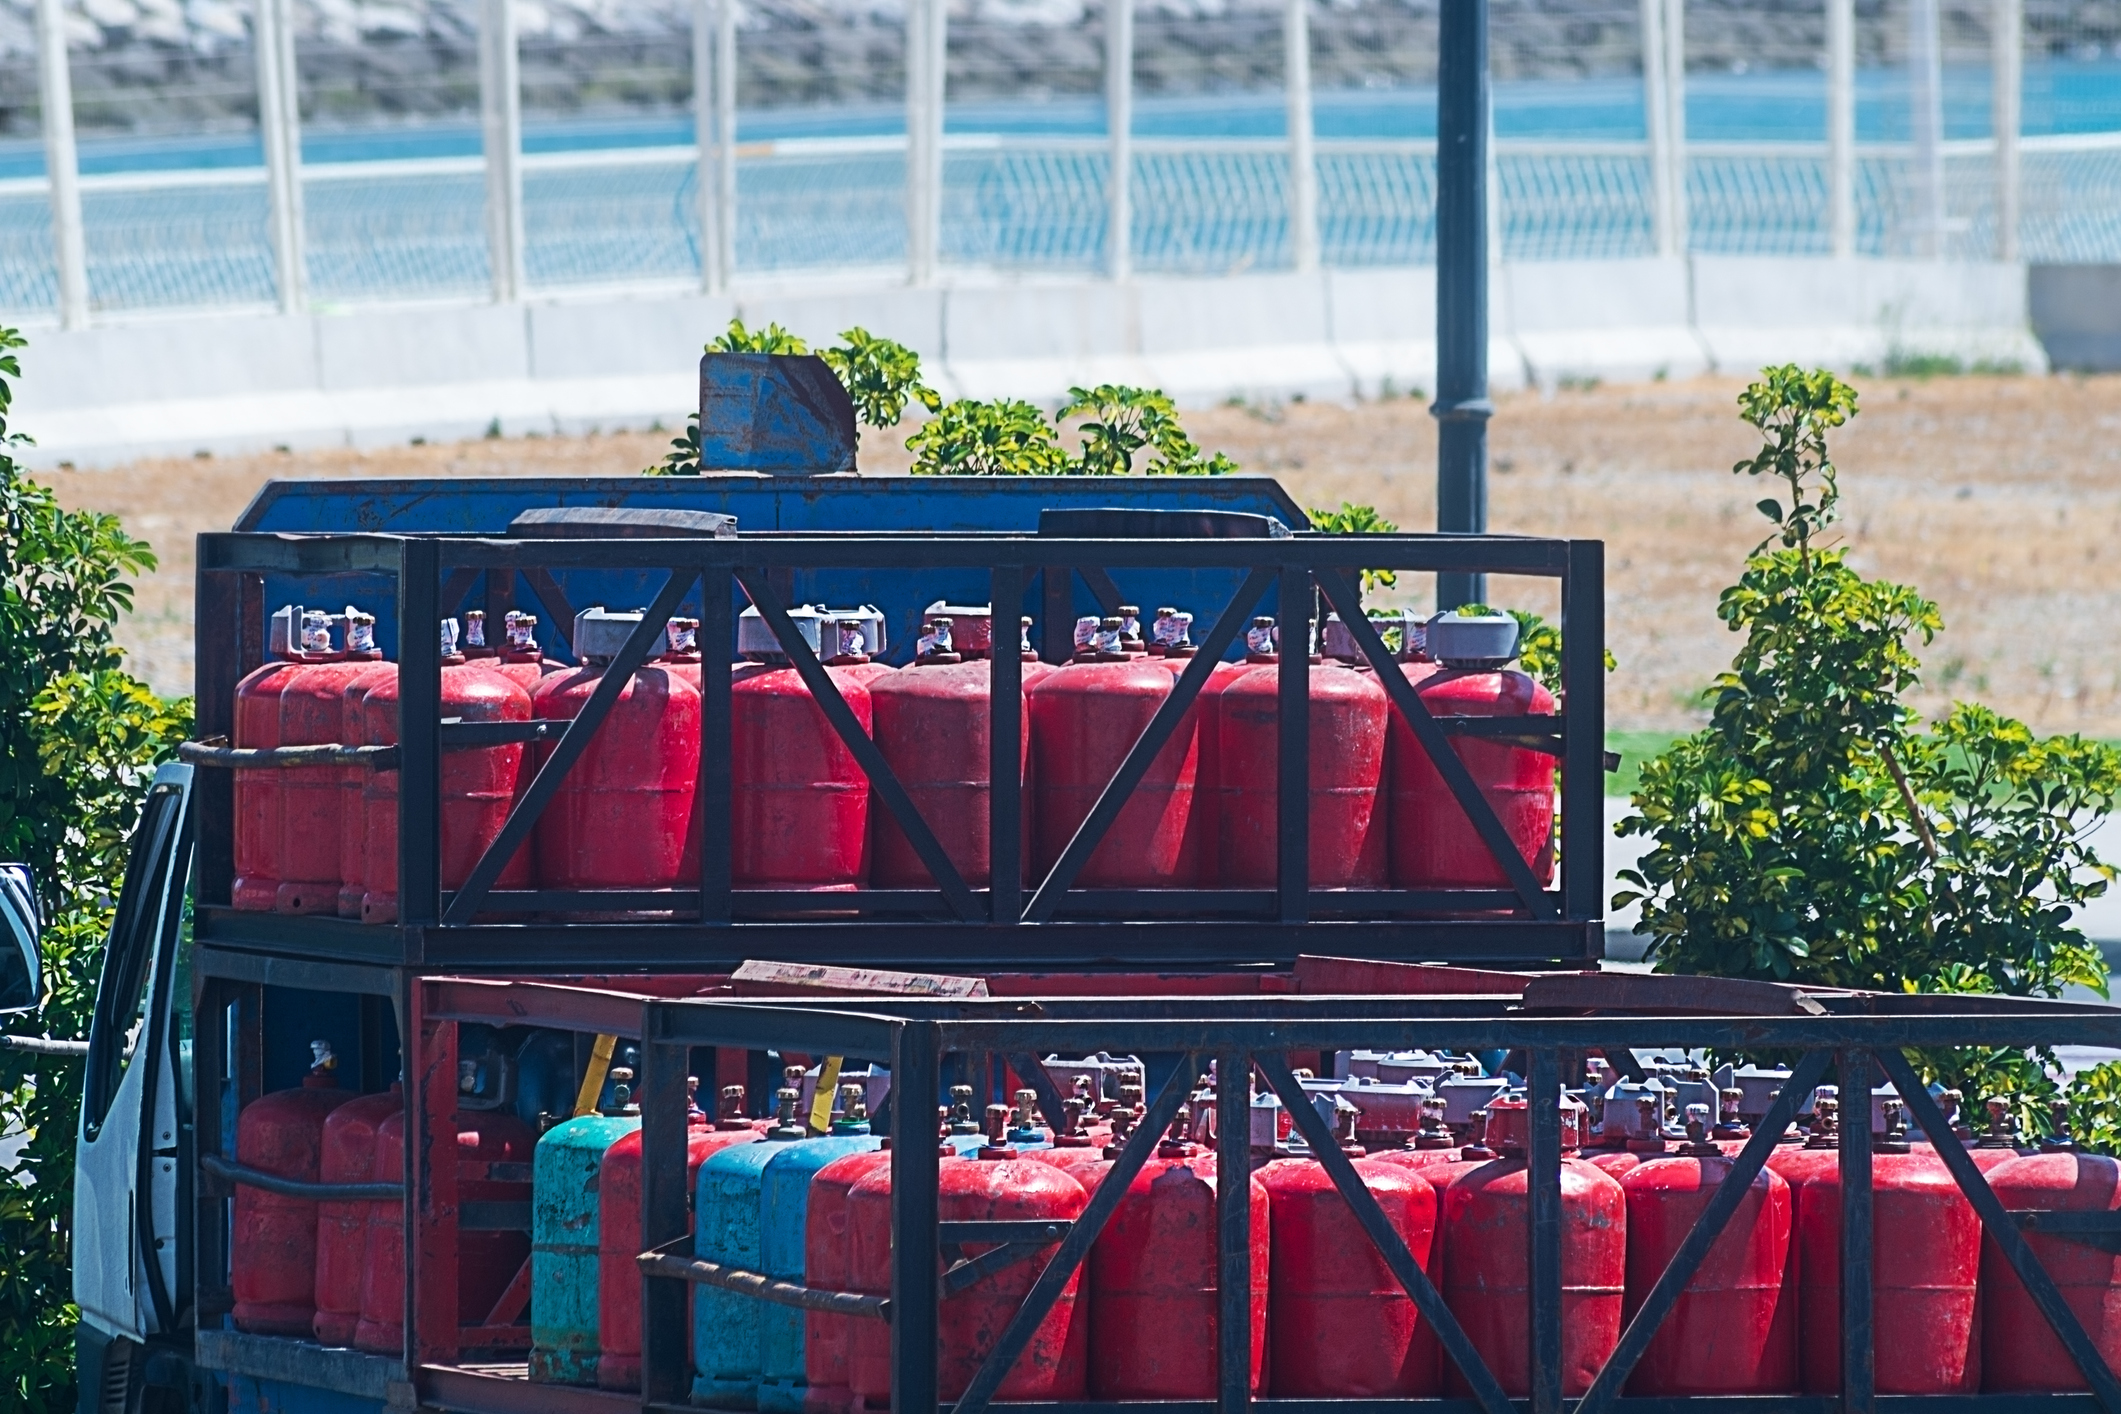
[190,526,1607,971]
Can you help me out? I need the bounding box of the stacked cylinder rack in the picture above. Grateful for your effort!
[186,515,1607,965]
[197,967,2121,1414]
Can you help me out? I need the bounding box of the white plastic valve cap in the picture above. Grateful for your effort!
[1427,612,1520,667]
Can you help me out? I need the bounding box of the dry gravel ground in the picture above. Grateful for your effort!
[42,370,2121,736]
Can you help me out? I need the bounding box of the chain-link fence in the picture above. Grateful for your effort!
[1,0,2116,317]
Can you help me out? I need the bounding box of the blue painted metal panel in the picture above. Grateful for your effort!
[529,1114,640,1385]
[755,1129,882,1413]
[696,354,857,474]
[231,475,1306,681]
[220,1373,384,1414]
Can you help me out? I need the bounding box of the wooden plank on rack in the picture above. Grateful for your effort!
[1294,953,1539,997]
[729,959,990,998]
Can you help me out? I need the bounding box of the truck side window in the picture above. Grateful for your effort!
[81,780,189,1141]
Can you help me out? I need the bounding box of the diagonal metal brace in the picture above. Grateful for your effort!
[735,570,982,923]
[443,568,697,925]
[1023,568,1273,923]
[1878,1047,2121,1414]
[942,1242,1052,1295]
[947,1052,1207,1414]
[1573,1048,1833,1414]
[1314,566,1557,917]
[1256,1051,1515,1414]
[2015,1210,2121,1253]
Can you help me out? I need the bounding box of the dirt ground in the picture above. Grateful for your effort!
[42,370,2121,736]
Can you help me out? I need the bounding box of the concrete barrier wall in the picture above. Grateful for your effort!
[15,256,2047,466]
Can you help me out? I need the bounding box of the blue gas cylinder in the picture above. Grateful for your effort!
[758,1104,883,1414]
[694,1092,812,1405]
[530,1111,640,1384]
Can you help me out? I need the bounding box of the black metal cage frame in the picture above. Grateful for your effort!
[604,989,2121,1414]
[191,528,1607,972]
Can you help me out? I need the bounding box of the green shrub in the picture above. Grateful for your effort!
[1615,365,2121,1119]
[905,397,1069,476]
[0,325,191,1410]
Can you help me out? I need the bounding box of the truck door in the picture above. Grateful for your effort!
[74,763,195,1347]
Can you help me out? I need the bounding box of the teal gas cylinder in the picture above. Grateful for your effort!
[758,1101,883,1414]
[694,1094,811,1406]
[529,1112,640,1384]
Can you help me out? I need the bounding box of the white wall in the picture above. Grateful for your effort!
[14,257,2046,467]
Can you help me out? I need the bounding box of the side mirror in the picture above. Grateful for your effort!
[0,864,43,1015]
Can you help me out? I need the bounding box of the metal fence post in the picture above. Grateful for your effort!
[716,0,737,290]
[479,0,525,301]
[1828,0,1855,256]
[693,0,722,294]
[33,0,86,329]
[1660,0,1687,256]
[905,0,945,285]
[253,0,304,314]
[1639,0,1677,258]
[1908,0,1945,257]
[1106,0,1133,282]
[1433,0,1490,612]
[1284,0,1318,272]
[1993,0,2021,261]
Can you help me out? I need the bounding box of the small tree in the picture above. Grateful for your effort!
[0,325,191,1410]
[1616,365,2120,1114]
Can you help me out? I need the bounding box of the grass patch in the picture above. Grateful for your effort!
[1604,731,1687,799]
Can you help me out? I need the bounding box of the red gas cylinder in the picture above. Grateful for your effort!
[490,610,562,695]
[231,610,315,911]
[597,1104,761,1390]
[355,1106,536,1354]
[1389,614,1558,890]
[1585,1149,1646,1179]
[806,1143,899,1405]
[1028,618,1201,888]
[1091,1132,1270,1399]
[1619,1113,1795,1395]
[1371,1133,1496,1188]
[869,617,1027,888]
[848,1134,1088,1401]
[531,609,702,890]
[1762,1092,1844,1187]
[1215,628,1389,888]
[1263,1152,1437,1395]
[797,1144,890,1407]
[313,1084,404,1345]
[232,1045,352,1333]
[1150,619,1251,881]
[1981,1136,2121,1391]
[1440,1097,1626,1397]
[1966,1096,2039,1173]
[337,639,397,918]
[276,610,386,914]
[360,621,535,922]
[1032,1111,1128,1189]
[726,641,875,888]
[1794,1117,1979,1393]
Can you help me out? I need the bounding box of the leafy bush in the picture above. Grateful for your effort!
[0,325,191,1410]
[820,327,941,430]
[648,321,1242,479]
[1614,364,2121,1114]
[708,318,808,354]
[1060,385,1236,476]
[1306,501,1399,591]
[904,398,1069,476]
